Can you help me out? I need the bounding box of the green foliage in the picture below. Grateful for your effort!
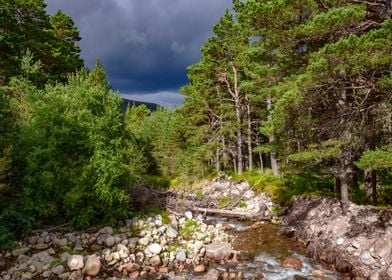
[234,169,334,205]
[22,65,129,228]
[0,0,83,85]
[357,146,392,170]
[180,219,198,239]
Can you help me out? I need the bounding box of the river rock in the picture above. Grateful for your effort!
[99,226,114,235]
[194,264,206,273]
[85,255,101,276]
[34,243,49,250]
[21,272,33,280]
[282,257,303,270]
[138,237,149,246]
[176,250,187,262]
[202,268,220,280]
[148,243,162,255]
[126,263,141,273]
[360,250,376,265]
[12,247,29,257]
[67,255,84,271]
[184,211,193,220]
[166,226,178,238]
[205,242,232,260]
[69,271,84,280]
[105,236,115,247]
[150,255,161,267]
[51,265,65,275]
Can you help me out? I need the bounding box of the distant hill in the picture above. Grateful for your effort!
[121,98,160,112]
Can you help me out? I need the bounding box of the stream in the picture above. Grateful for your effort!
[180,216,342,280]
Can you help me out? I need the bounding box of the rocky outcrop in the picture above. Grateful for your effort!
[281,196,392,279]
[169,178,275,219]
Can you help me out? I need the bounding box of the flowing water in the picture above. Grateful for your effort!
[181,216,342,280]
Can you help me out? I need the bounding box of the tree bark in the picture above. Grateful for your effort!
[267,96,279,176]
[224,64,243,173]
[364,170,377,204]
[192,207,269,220]
[246,102,253,171]
[339,148,354,215]
[334,176,341,194]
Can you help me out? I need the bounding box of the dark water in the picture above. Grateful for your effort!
[200,217,341,280]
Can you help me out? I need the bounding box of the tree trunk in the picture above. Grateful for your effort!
[339,148,354,215]
[364,170,377,204]
[267,96,279,176]
[259,152,264,172]
[334,176,341,194]
[247,102,253,171]
[216,148,220,173]
[224,64,243,174]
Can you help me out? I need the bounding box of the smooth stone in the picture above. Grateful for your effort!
[67,255,84,271]
[205,242,232,260]
[12,247,30,257]
[105,236,115,247]
[184,211,193,220]
[148,243,162,255]
[34,243,49,250]
[51,265,65,275]
[85,255,101,276]
[336,237,345,245]
[194,264,206,273]
[166,226,178,239]
[176,250,187,262]
[99,226,114,235]
[138,237,149,246]
[150,255,161,267]
[361,250,376,265]
[126,263,141,273]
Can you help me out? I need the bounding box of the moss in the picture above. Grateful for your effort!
[49,258,62,267]
[239,201,248,208]
[180,219,198,239]
[62,246,78,255]
[196,189,204,198]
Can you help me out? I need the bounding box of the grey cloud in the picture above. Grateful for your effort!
[122,91,184,108]
[45,0,231,102]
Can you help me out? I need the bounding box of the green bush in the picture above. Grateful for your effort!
[234,169,334,206]
[22,66,131,228]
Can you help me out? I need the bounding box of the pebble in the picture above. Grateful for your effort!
[194,264,206,273]
[148,243,162,255]
[176,250,187,262]
[67,255,84,271]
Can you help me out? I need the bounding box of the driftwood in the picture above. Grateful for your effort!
[192,207,270,220]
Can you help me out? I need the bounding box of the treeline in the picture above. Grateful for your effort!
[174,0,392,211]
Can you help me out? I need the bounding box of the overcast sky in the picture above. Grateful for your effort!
[45,0,232,107]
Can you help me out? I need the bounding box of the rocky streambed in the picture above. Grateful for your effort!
[1,179,390,279]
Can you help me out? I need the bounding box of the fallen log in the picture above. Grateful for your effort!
[191,207,270,220]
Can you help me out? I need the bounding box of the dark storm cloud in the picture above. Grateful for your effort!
[45,0,232,106]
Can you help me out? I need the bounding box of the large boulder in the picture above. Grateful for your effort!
[205,242,232,260]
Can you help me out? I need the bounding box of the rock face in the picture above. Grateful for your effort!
[281,196,392,279]
[205,242,232,260]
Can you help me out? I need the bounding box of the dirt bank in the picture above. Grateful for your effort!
[281,196,392,279]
